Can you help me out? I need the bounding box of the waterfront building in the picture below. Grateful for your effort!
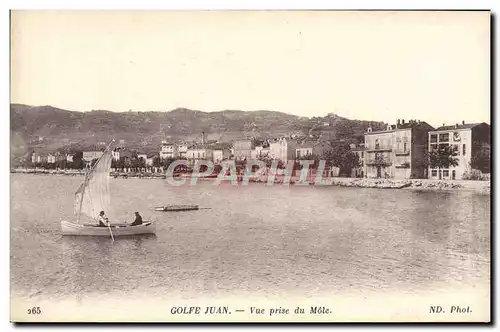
[295,140,329,159]
[31,153,47,164]
[145,153,157,166]
[112,148,120,161]
[186,145,214,166]
[213,149,231,163]
[249,145,271,160]
[160,141,177,159]
[364,119,434,179]
[428,122,490,180]
[111,147,133,162]
[350,144,365,178]
[295,142,313,159]
[269,137,297,163]
[177,144,188,158]
[47,153,56,164]
[233,140,255,161]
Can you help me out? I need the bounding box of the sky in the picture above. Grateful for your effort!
[10,10,490,128]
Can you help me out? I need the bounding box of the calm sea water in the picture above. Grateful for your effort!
[10,174,490,303]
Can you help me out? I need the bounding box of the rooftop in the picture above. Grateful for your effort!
[397,122,428,129]
[296,139,323,148]
[434,122,488,131]
[366,119,434,134]
[188,144,217,150]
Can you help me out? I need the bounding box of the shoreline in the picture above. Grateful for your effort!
[11,169,490,194]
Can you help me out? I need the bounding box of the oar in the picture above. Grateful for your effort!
[107,222,115,242]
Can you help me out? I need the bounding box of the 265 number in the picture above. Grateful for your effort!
[28,307,41,314]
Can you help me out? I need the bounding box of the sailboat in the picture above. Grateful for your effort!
[60,140,155,237]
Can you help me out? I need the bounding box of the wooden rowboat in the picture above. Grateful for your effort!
[61,220,156,236]
[154,204,199,212]
[61,140,156,240]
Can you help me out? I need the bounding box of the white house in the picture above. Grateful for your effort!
[428,122,490,180]
[146,153,157,166]
[269,138,297,163]
[112,148,120,161]
[186,146,214,165]
[47,154,56,164]
[160,141,177,159]
[177,144,188,158]
[213,149,231,163]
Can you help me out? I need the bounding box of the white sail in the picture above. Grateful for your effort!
[74,146,114,223]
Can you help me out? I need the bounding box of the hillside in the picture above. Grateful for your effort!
[10,104,386,160]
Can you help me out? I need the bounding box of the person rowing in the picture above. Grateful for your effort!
[98,211,109,227]
[130,211,143,226]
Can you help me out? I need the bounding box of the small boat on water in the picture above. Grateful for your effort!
[61,220,155,236]
[154,205,199,212]
[61,140,155,238]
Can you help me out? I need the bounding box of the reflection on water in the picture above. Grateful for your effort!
[10,174,490,301]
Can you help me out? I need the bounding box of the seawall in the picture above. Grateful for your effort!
[10,169,491,194]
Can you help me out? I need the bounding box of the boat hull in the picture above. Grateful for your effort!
[61,220,156,236]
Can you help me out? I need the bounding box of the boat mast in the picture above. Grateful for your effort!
[76,170,89,223]
[76,139,115,223]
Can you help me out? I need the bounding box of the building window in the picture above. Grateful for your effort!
[452,144,459,155]
[439,133,450,142]
[431,169,437,177]
[403,143,407,152]
[361,152,364,158]
[375,139,380,149]
[430,134,437,143]
[443,170,449,178]
[463,144,466,156]
[430,143,437,151]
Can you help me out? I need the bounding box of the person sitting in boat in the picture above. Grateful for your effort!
[98,211,109,227]
[130,212,143,226]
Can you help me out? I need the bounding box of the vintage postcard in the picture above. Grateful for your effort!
[9,10,491,323]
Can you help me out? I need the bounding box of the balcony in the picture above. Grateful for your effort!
[394,150,409,156]
[365,146,392,152]
[395,162,411,169]
[366,158,392,166]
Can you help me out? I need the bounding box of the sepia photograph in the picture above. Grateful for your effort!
[9,9,491,323]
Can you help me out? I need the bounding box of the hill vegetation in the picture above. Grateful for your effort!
[10,103,387,161]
